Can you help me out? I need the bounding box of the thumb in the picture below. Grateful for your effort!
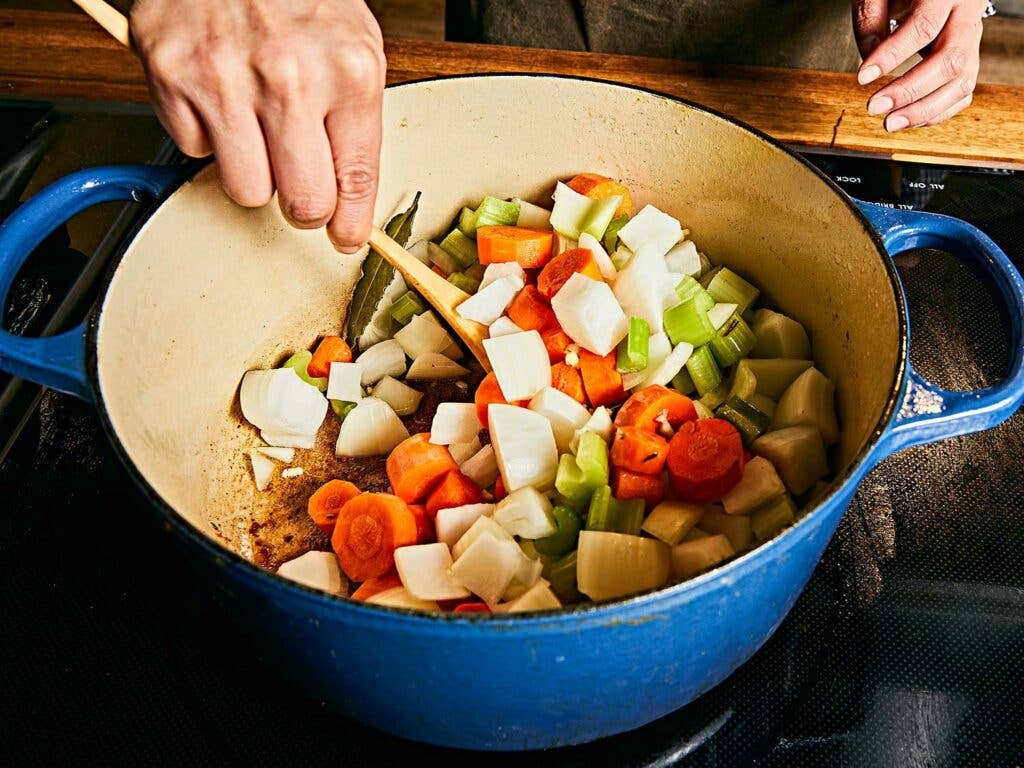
[851,0,890,58]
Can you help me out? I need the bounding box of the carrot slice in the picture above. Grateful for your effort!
[667,419,745,503]
[330,492,418,582]
[474,371,527,428]
[507,285,557,332]
[493,476,507,501]
[453,602,490,613]
[351,571,402,601]
[307,479,361,536]
[477,226,554,268]
[566,173,633,217]
[610,427,670,474]
[386,433,458,503]
[615,385,698,433]
[578,349,625,407]
[541,326,574,363]
[536,248,603,300]
[307,335,353,378]
[425,469,484,515]
[611,467,666,508]
[551,362,587,404]
[409,504,435,543]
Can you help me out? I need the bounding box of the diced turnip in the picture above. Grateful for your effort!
[488,404,559,492]
[460,444,500,488]
[738,358,814,400]
[551,273,629,357]
[752,426,829,495]
[616,204,682,258]
[613,244,669,334]
[240,368,327,438]
[577,530,670,601]
[514,198,552,229]
[435,503,495,548]
[406,352,470,380]
[503,580,562,612]
[277,551,348,595]
[707,302,738,331]
[366,586,439,611]
[326,362,363,403]
[394,311,463,361]
[451,532,523,604]
[335,397,409,457]
[751,309,811,359]
[457,274,525,325]
[528,386,591,453]
[256,446,295,462]
[452,514,515,560]
[493,486,556,538]
[772,367,839,446]
[480,261,527,290]
[249,451,275,492]
[488,315,524,338]
[665,240,702,277]
[700,509,752,552]
[356,339,406,385]
[720,456,786,515]
[578,232,617,280]
[448,437,482,465]
[393,543,471,601]
[483,330,551,401]
[429,402,483,445]
[670,534,735,579]
[569,406,614,453]
[641,500,704,545]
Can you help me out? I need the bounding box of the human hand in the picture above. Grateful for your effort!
[131,0,385,252]
[851,0,988,130]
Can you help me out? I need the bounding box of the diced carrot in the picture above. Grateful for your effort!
[667,419,745,503]
[386,433,458,503]
[330,492,418,581]
[566,173,633,217]
[541,326,574,363]
[615,385,698,432]
[493,476,507,501]
[307,479,361,537]
[409,504,435,543]
[610,427,670,474]
[551,362,587,404]
[477,226,554,268]
[453,602,490,613]
[578,349,625,407]
[611,467,666,508]
[475,371,527,428]
[523,267,542,285]
[350,571,402,601]
[536,248,603,300]
[507,285,557,331]
[307,335,352,378]
[426,469,485,515]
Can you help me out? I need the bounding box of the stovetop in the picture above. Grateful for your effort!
[0,100,1022,768]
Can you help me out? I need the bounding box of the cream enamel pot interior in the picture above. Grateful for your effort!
[1,75,1022,751]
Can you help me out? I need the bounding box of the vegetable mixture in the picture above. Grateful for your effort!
[239,173,839,613]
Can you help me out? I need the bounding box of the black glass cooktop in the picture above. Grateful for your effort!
[1,101,1022,767]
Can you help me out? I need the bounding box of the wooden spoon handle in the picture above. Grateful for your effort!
[71,0,131,47]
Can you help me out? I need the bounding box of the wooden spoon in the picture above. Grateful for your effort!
[71,0,493,370]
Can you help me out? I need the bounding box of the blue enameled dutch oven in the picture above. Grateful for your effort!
[0,76,1022,750]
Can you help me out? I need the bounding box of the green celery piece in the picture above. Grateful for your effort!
[389,290,426,326]
[616,317,650,373]
[533,506,582,556]
[686,344,722,396]
[603,214,629,253]
[674,276,715,311]
[465,262,487,282]
[331,399,357,420]
[440,228,479,269]
[283,350,327,392]
[612,497,645,536]
[706,267,760,314]
[473,196,520,229]
[458,206,478,238]
[543,551,582,604]
[585,485,614,530]
[716,394,771,444]
[576,431,610,488]
[585,486,644,534]
[448,271,481,294]
[699,380,730,411]
[664,298,717,346]
[555,454,592,506]
[671,367,696,394]
[581,196,622,240]
[709,314,757,368]
[698,264,723,289]
[729,360,758,400]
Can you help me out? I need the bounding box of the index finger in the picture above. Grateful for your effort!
[858,0,954,84]
[325,92,383,253]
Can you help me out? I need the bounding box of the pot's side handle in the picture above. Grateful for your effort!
[858,201,1024,453]
[0,165,186,401]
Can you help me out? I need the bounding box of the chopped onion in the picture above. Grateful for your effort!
[663,272,686,311]
[406,352,470,380]
[635,342,693,389]
[550,273,629,357]
[394,543,471,601]
[260,429,316,449]
[366,586,439,611]
[514,198,552,229]
[256,446,294,462]
[613,244,669,334]
[451,532,522,604]
[493,486,556,538]
[460,444,500,488]
[665,240,702,277]
[394,311,463,361]
[488,404,559,492]
[448,437,482,465]
[622,332,671,391]
[480,262,527,290]
[616,204,682,258]
[435,503,495,548]
[569,406,614,453]
[335,397,409,457]
[240,368,327,439]
[429,402,483,445]
[355,339,406,386]
[277,551,348,595]
[576,530,670,601]
[249,451,275,491]
[483,330,551,401]
[488,316,524,338]
[721,456,786,515]
[555,233,578,257]
[457,274,524,325]
[707,302,738,331]
[578,232,617,280]
[281,467,304,479]
[502,555,544,601]
[357,271,408,350]
[528,386,591,453]
[370,375,422,416]
[503,580,561,613]
[326,362,363,403]
[452,514,515,560]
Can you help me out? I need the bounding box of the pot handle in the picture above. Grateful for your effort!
[0,165,186,401]
[858,201,1024,453]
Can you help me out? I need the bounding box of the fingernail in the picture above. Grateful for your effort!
[862,35,880,56]
[858,64,882,85]
[885,114,910,132]
[338,245,361,254]
[867,95,893,116]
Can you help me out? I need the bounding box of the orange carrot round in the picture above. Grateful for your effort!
[551,362,587,404]
[610,426,670,474]
[331,492,418,582]
[307,479,362,537]
[350,571,403,601]
[536,248,603,300]
[667,419,745,503]
[307,335,353,378]
[507,285,557,332]
[541,326,574,363]
[615,385,698,432]
[425,469,485,515]
[566,173,633,217]
[477,226,554,268]
[611,467,666,508]
[578,349,625,407]
[386,433,458,503]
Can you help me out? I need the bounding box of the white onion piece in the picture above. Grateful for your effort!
[514,198,552,229]
[528,386,591,453]
[451,532,522,604]
[503,580,561,612]
[488,404,559,492]
[578,232,617,280]
[555,233,578,257]
[429,402,483,445]
[569,406,614,454]
[771,368,839,446]
[613,244,669,334]
[502,554,544,601]
[357,271,407,350]
[256,446,294,462]
[621,332,671,391]
[707,302,738,331]
[370,375,422,416]
[240,368,327,438]
[356,339,406,386]
[488,316,524,338]
[493,486,556,538]
[551,273,629,357]
[480,262,527,290]
[447,437,482,465]
[435,503,495,548]
[406,353,470,380]
[460,444,500,488]
[452,514,515,560]
[260,429,316,449]
[335,397,409,457]
[394,543,470,601]
[665,240,702,277]
[366,586,439,611]
[483,330,551,401]
[576,530,670,601]
[394,311,463,361]
[326,362,363,403]
[721,456,787,515]
[249,451,275,491]
[635,342,693,389]
[277,551,348,595]
[663,272,685,311]
[457,274,524,325]
[616,204,682,258]
[406,240,433,265]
